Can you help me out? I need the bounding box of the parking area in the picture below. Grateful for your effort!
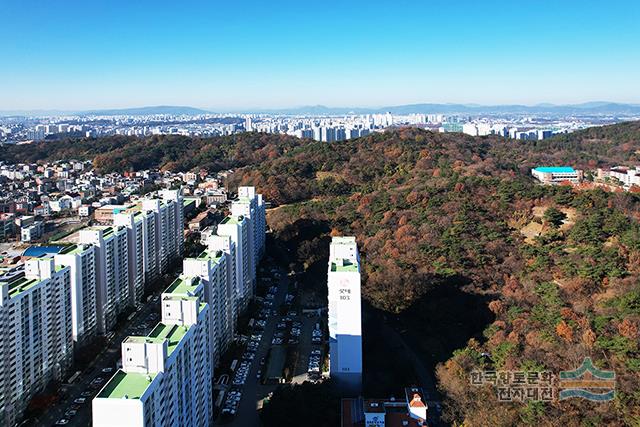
[215,265,327,426]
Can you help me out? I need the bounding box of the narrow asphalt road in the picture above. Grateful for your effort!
[215,268,289,427]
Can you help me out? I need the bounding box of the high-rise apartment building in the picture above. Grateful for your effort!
[92,277,212,427]
[206,234,237,341]
[217,214,251,312]
[159,189,185,259]
[182,249,231,366]
[55,244,97,344]
[79,226,129,334]
[138,209,159,284]
[0,258,73,426]
[141,190,184,277]
[114,212,146,305]
[229,186,266,290]
[327,236,362,393]
[230,195,256,287]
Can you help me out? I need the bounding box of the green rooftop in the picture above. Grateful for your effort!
[97,370,157,399]
[6,276,40,298]
[123,335,165,345]
[330,260,359,273]
[195,250,223,262]
[59,244,88,255]
[220,215,244,225]
[164,276,201,295]
[148,323,190,356]
[86,225,110,231]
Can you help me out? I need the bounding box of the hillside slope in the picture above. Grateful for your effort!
[2,123,640,424]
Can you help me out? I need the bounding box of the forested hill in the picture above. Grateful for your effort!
[2,120,640,181]
[3,122,640,424]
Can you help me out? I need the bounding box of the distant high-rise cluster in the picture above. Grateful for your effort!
[458,120,562,140]
[0,110,611,146]
[244,113,397,142]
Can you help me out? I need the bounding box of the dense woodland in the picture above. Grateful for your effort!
[3,122,640,425]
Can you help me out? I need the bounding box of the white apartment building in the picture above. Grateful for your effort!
[141,190,184,277]
[206,234,237,341]
[599,166,640,188]
[182,250,231,366]
[231,186,267,285]
[159,189,185,259]
[21,220,44,242]
[230,196,256,286]
[217,215,251,313]
[55,244,97,344]
[93,279,212,427]
[139,209,159,284]
[327,236,362,393]
[79,226,129,334]
[114,212,146,305]
[0,258,73,426]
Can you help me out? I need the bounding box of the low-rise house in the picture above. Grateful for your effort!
[21,220,44,242]
[342,387,429,427]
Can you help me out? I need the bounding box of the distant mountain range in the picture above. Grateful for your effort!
[247,102,640,116]
[1,102,640,117]
[82,105,211,116]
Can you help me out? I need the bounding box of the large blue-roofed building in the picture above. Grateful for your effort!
[532,166,583,184]
[21,245,65,258]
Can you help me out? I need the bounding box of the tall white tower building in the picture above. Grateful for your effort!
[79,226,129,334]
[114,212,146,306]
[206,234,238,342]
[217,215,251,313]
[327,236,362,393]
[0,258,73,426]
[55,244,98,344]
[182,250,231,366]
[92,277,212,427]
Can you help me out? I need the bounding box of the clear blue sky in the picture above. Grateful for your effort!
[1,0,638,110]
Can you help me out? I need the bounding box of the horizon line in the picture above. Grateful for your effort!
[2,100,640,115]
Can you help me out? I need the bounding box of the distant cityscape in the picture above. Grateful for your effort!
[1,105,638,145]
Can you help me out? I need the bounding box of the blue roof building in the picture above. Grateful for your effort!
[22,245,65,258]
[531,166,582,184]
